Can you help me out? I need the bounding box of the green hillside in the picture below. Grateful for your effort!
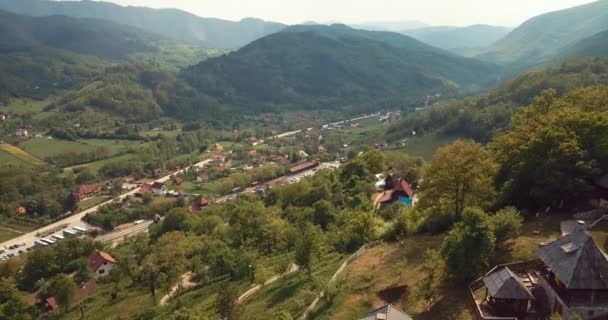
[560,29,608,60]
[387,58,608,142]
[0,45,107,105]
[182,24,501,113]
[403,24,511,53]
[478,0,608,67]
[0,0,285,49]
[0,9,164,60]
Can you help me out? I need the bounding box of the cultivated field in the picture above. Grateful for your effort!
[0,144,46,166]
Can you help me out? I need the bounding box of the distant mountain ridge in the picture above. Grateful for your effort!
[180,24,500,113]
[403,24,511,54]
[0,9,163,60]
[0,0,286,48]
[478,0,608,67]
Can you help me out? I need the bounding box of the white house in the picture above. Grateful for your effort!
[151,182,167,196]
[88,250,116,279]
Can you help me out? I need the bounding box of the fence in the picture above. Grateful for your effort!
[298,240,382,320]
[468,260,542,320]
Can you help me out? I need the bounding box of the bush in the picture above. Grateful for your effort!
[489,206,523,244]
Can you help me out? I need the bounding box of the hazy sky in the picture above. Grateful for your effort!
[90,0,597,27]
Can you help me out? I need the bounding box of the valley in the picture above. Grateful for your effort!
[1,1,608,320]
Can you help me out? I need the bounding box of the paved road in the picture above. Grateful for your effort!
[0,159,212,256]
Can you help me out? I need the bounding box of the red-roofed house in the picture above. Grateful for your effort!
[376,178,414,209]
[197,174,209,183]
[45,296,59,311]
[75,185,99,202]
[88,250,116,279]
[136,183,152,197]
[16,206,26,215]
[190,197,209,211]
[212,154,226,164]
[174,176,184,185]
[289,159,320,174]
[154,168,163,178]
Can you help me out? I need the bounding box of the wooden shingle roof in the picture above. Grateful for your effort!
[360,304,413,320]
[538,230,608,289]
[482,267,534,300]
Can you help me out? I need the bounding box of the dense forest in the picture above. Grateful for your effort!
[182,24,500,114]
[387,58,608,142]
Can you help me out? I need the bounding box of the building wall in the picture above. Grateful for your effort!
[94,262,114,279]
[537,275,608,319]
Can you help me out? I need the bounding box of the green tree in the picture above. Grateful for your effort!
[295,226,322,277]
[215,284,240,320]
[49,274,76,313]
[416,249,442,310]
[441,207,495,283]
[0,277,17,304]
[489,207,523,244]
[418,140,498,220]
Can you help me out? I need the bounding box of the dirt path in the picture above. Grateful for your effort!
[0,226,25,235]
[159,272,197,306]
[237,263,299,304]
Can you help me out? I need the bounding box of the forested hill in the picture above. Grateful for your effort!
[0,0,286,49]
[478,0,608,67]
[0,10,164,60]
[387,58,608,142]
[559,29,608,60]
[181,24,501,113]
[402,25,511,53]
[0,45,107,105]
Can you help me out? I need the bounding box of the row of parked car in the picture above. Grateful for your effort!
[0,226,88,261]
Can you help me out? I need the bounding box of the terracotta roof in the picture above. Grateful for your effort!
[377,190,395,204]
[77,184,98,196]
[198,197,209,206]
[289,159,320,173]
[88,250,116,272]
[174,177,184,185]
[137,183,152,194]
[46,297,59,310]
[395,180,414,198]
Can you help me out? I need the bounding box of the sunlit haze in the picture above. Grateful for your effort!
[85,0,598,26]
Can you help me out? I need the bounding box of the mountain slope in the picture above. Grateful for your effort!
[478,0,608,66]
[0,10,163,60]
[560,29,608,60]
[0,0,285,49]
[387,58,608,142]
[403,25,511,53]
[0,45,107,105]
[181,25,500,112]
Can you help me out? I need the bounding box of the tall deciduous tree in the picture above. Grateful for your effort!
[418,140,498,219]
[49,274,76,313]
[215,284,240,320]
[441,207,495,283]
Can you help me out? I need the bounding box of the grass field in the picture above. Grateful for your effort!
[0,144,46,166]
[0,149,31,166]
[241,252,346,319]
[65,153,137,175]
[21,138,143,161]
[394,133,460,160]
[0,219,41,242]
[20,138,97,159]
[1,98,50,114]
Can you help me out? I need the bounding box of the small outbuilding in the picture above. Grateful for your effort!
[482,267,534,315]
